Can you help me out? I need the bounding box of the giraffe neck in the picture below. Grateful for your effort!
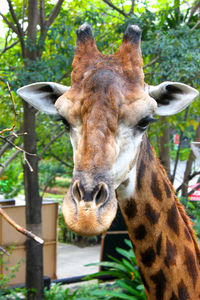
[117,135,200,300]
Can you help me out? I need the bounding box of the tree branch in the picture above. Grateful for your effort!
[187,183,200,197]
[7,0,23,35]
[39,128,65,158]
[50,151,73,168]
[0,127,24,157]
[102,0,128,18]
[128,0,135,15]
[39,0,45,36]
[0,207,44,244]
[0,135,36,172]
[0,245,9,255]
[0,147,21,176]
[45,0,65,28]
[0,40,19,56]
[0,82,17,135]
[0,12,18,34]
[188,0,200,21]
[191,19,200,31]
[171,107,189,184]
[143,56,160,69]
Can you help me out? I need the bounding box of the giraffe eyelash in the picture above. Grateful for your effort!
[56,116,71,131]
[137,116,157,131]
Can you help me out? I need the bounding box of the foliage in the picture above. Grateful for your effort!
[0,159,23,198]
[44,283,79,300]
[44,239,145,299]
[0,245,28,299]
[184,200,200,239]
[86,239,146,299]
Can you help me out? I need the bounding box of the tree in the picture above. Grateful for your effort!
[0,1,65,298]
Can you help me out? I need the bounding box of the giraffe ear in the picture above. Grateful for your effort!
[148,82,199,116]
[17,82,70,115]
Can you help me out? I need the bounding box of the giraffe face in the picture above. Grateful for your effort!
[55,28,157,235]
[17,24,199,236]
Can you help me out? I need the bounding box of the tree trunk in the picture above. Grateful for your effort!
[182,122,200,197]
[22,1,44,299]
[159,117,171,180]
[23,102,43,300]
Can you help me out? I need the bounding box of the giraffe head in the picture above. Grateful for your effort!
[17,24,199,236]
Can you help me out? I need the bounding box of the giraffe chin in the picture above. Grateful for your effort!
[62,192,118,236]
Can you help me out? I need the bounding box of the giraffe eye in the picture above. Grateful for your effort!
[137,116,157,131]
[56,116,71,131]
[61,118,70,131]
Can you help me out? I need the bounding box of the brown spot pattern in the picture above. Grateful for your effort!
[141,247,156,267]
[156,233,162,256]
[139,268,150,292]
[165,237,177,267]
[124,199,137,219]
[170,292,179,300]
[146,138,153,161]
[184,246,198,287]
[178,280,190,300]
[167,203,180,235]
[145,203,160,225]
[134,224,147,240]
[151,172,163,201]
[163,180,171,198]
[137,159,146,190]
[150,269,166,300]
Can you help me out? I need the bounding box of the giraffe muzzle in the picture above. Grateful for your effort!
[62,170,117,236]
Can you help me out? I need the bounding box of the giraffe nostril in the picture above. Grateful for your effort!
[72,180,82,202]
[94,182,109,205]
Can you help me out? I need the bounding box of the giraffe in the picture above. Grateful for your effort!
[17,24,200,299]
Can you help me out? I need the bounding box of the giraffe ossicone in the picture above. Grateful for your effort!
[17,23,200,299]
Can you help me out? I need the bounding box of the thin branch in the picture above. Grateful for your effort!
[143,56,160,69]
[189,170,200,180]
[0,128,24,157]
[191,19,200,31]
[102,0,128,18]
[41,168,60,197]
[176,171,200,193]
[0,82,17,135]
[50,151,73,168]
[0,147,21,176]
[0,207,44,244]
[39,0,45,36]
[5,0,26,57]
[188,0,200,21]
[0,246,9,256]
[171,107,189,184]
[0,135,36,172]
[39,129,65,158]
[128,0,135,15]
[45,0,65,28]
[187,183,200,197]
[22,0,26,32]
[0,40,19,56]
[0,135,34,156]
[23,152,33,172]
[7,0,23,36]
[0,12,18,34]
